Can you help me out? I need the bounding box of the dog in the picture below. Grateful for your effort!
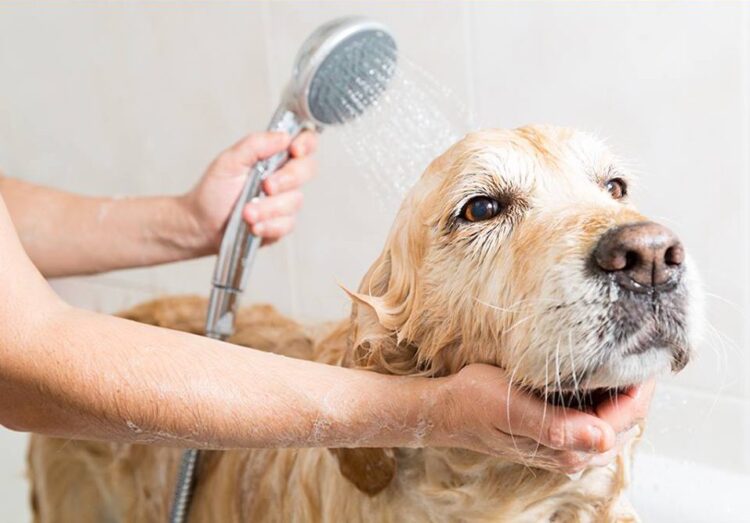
[28,125,702,522]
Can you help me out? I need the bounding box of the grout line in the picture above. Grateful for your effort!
[740,0,750,471]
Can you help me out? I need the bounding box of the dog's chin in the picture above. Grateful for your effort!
[541,345,679,412]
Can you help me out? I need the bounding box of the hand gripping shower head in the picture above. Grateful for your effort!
[169,18,397,523]
[205,16,397,340]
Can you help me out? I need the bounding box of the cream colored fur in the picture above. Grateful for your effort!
[28,126,700,522]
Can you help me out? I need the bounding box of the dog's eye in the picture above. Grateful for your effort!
[461,197,503,222]
[605,178,627,200]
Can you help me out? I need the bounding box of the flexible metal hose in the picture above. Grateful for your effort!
[169,448,200,523]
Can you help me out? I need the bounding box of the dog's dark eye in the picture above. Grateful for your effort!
[605,178,627,200]
[461,197,503,222]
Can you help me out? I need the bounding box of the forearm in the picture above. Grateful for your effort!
[1,301,433,449]
[0,187,431,449]
[0,177,208,277]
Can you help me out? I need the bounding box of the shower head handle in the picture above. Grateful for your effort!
[205,109,304,338]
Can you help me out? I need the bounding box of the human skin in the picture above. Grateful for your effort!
[0,131,317,277]
[0,132,650,473]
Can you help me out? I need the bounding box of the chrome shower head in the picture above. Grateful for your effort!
[281,16,398,127]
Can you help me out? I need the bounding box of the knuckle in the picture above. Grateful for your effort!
[282,172,299,188]
[546,422,567,449]
[242,134,263,151]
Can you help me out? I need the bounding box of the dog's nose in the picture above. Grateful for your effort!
[593,222,684,291]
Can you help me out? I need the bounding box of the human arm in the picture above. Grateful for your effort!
[0,131,316,278]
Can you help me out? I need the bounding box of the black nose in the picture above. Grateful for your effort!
[592,222,684,291]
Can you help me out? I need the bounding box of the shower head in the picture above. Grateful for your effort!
[280,16,398,127]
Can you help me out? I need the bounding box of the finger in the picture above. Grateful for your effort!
[225,131,292,167]
[290,130,318,157]
[504,387,616,453]
[243,191,303,225]
[249,215,296,240]
[556,451,592,475]
[484,433,596,475]
[595,380,655,433]
[263,156,317,195]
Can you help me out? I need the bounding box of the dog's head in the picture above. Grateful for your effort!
[348,124,701,400]
[337,125,702,493]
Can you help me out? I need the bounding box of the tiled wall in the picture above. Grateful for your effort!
[0,1,748,521]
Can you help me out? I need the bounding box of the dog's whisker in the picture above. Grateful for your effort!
[702,291,740,310]
[701,320,735,391]
[565,332,583,410]
[506,349,535,470]
[472,296,552,313]
[529,348,552,464]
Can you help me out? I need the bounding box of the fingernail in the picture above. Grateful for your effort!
[566,471,584,481]
[246,207,259,222]
[252,223,265,235]
[265,180,278,193]
[588,426,603,452]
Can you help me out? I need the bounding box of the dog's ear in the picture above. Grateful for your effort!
[342,210,425,373]
[330,220,425,496]
[329,448,397,496]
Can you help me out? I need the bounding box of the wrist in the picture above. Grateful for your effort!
[356,372,451,449]
[172,192,221,257]
[419,374,460,448]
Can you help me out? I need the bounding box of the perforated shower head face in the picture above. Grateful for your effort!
[289,17,397,127]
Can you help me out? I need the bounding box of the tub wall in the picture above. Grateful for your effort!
[0,2,748,521]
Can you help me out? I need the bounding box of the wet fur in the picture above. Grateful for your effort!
[28,126,700,522]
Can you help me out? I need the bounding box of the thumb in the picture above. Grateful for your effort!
[503,384,617,453]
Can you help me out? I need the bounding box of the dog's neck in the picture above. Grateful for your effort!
[323,317,631,521]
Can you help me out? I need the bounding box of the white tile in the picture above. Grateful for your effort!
[642,380,750,474]
[468,1,750,398]
[0,1,297,310]
[630,451,750,522]
[0,2,273,197]
[50,277,154,313]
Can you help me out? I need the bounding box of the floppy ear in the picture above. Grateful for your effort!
[330,220,423,496]
[329,447,397,497]
[343,208,426,374]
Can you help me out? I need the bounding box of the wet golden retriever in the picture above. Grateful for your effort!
[28,125,702,522]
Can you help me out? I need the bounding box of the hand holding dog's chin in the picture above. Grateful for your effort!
[424,364,644,475]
